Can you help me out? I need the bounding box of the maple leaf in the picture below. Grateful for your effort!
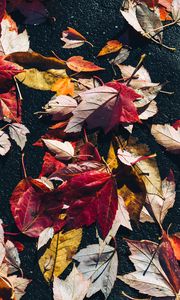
[7,0,49,25]
[117,239,178,297]
[0,14,30,55]
[10,179,65,237]
[60,169,118,238]
[97,40,122,57]
[39,228,82,282]
[61,27,92,48]
[65,82,141,134]
[66,56,104,72]
[41,95,77,121]
[51,77,75,96]
[53,265,90,300]
[0,86,22,122]
[74,244,118,299]
[151,123,180,154]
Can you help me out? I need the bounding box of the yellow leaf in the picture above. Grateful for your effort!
[15,68,67,91]
[51,77,74,96]
[107,143,119,171]
[39,228,82,282]
[97,40,122,57]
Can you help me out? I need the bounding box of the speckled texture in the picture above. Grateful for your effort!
[0,0,180,299]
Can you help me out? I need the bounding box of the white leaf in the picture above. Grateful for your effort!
[53,265,90,300]
[74,244,118,299]
[0,130,11,155]
[151,124,180,154]
[9,123,30,150]
[138,100,158,120]
[0,17,30,55]
[172,0,180,24]
[38,227,54,250]
[5,240,21,274]
[42,140,74,160]
[43,95,77,121]
[139,207,154,223]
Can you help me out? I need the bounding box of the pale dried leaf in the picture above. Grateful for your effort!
[9,123,30,150]
[5,240,21,274]
[53,265,90,300]
[42,140,74,160]
[8,275,30,300]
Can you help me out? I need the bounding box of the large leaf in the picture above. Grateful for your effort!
[65,82,141,134]
[10,179,65,237]
[74,244,118,299]
[117,239,175,297]
[39,228,82,282]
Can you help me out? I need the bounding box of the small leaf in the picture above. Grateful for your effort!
[98,40,122,57]
[42,140,75,161]
[66,56,104,72]
[39,228,82,282]
[9,123,30,150]
[51,77,74,96]
[37,227,54,250]
[61,27,91,48]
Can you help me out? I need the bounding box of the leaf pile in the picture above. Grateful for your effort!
[0,0,179,299]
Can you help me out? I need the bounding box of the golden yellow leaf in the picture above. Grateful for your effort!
[51,77,74,96]
[107,143,119,171]
[15,68,67,91]
[97,40,122,57]
[39,228,82,282]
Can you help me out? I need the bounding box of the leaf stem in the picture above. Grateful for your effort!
[85,40,94,47]
[21,153,27,179]
[126,54,146,86]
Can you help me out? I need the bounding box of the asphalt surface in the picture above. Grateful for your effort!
[0,0,180,299]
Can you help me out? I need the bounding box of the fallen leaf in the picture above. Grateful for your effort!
[0,15,30,54]
[39,152,65,177]
[0,130,11,156]
[117,148,155,166]
[0,57,23,86]
[98,40,122,57]
[8,275,30,300]
[117,239,176,297]
[172,0,180,24]
[5,51,66,70]
[51,77,75,96]
[15,68,67,91]
[110,47,131,65]
[10,179,65,237]
[74,244,118,299]
[9,123,30,150]
[42,140,75,160]
[151,123,180,154]
[53,265,90,300]
[0,0,6,22]
[39,228,82,282]
[61,27,91,48]
[65,83,141,134]
[37,227,54,250]
[66,56,104,72]
[5,240,21,275]
[40,95,77,121]
[79,142,101,161]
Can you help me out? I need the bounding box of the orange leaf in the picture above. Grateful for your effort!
[51,77,74,96]
[66,56,104,72]
[159,6,172,20]
[98,40,122,57]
